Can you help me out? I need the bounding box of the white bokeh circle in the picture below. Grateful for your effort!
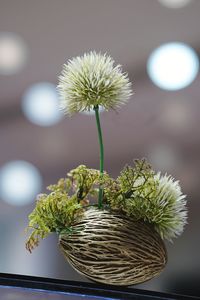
[0,160,42,206]
[147,42,199,91]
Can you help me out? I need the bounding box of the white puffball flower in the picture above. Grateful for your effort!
[58,51,133,115]
[154,173,187,241]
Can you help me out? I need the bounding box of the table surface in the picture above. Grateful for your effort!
[0,273,199,300]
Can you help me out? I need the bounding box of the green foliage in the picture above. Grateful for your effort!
[103,159,158,217]
[68,165,100,200]
[26,192,81,252]
[103,159,187,240]
[26,160,187,251]
[25,167,101,252]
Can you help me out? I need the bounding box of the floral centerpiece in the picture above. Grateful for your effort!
[25,52,187,286]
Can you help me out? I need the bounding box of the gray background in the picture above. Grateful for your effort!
[0,0,200,297]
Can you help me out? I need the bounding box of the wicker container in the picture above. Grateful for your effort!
[59,208,167,286]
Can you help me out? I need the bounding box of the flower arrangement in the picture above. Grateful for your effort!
[26,52,187,286]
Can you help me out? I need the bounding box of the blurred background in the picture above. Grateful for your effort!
[0,0,200,297]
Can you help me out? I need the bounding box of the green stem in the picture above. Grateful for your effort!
[94,105,104,209]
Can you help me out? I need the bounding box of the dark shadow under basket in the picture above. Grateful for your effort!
[59,208,167,286]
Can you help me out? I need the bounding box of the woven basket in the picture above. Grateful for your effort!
[59,208,167,286]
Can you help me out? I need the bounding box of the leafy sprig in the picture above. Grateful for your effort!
[26,159,187,252]
[25,167,100,252]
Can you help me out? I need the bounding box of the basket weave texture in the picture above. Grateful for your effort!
[59,208,167,286]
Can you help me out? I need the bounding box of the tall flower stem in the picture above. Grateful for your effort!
[94,105,104,209]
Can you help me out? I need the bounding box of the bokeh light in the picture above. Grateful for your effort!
[0,160,42,206]
[158,0,193,9]
[147,42,199,90]
[22,82,63,126]
[0,32,28,75]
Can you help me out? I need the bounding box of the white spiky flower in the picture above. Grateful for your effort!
[58,51,133,115]
[153,173,187,241]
